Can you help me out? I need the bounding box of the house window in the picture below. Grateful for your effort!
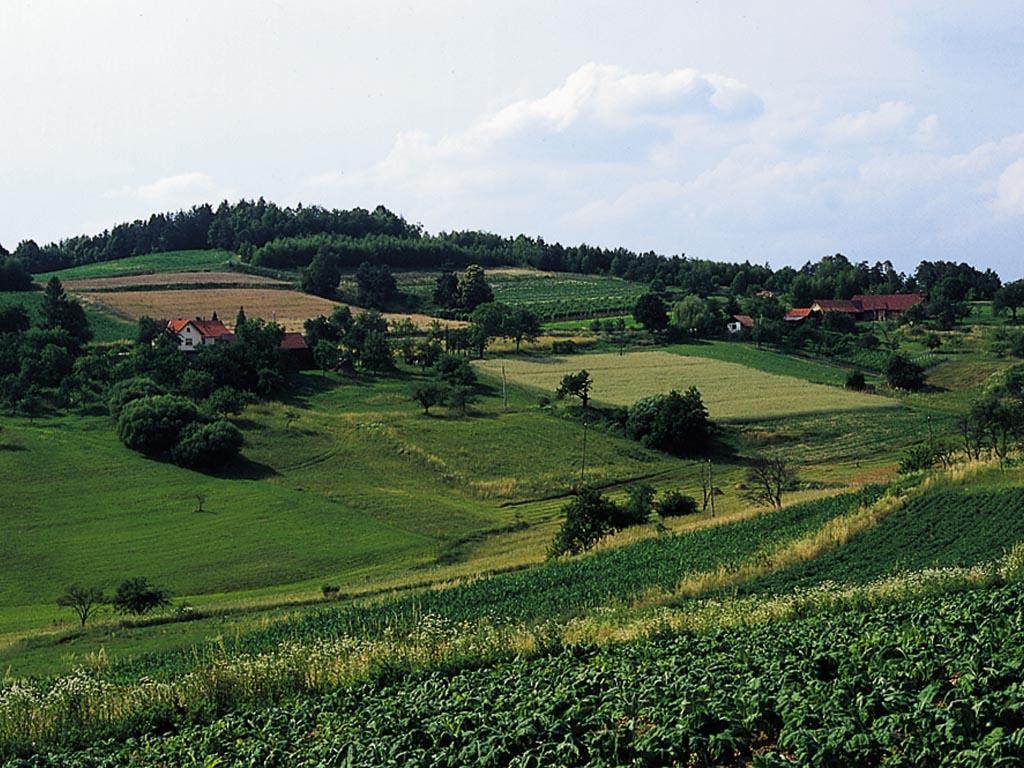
[185,338,193,346]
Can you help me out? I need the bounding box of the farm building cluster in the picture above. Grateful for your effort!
[728,293,925,334]
[167,314,313,368]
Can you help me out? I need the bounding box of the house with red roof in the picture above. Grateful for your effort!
[807,293,925,322]
[280,332,314,369]
[168,317,234,352]
[726,314,754,334]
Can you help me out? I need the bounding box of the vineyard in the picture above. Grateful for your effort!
[395,269,647,320]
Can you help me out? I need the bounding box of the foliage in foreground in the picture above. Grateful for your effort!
[8,576,1024,767]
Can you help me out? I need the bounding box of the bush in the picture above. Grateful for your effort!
[613,484,655,528]
[108,377,165,418]
[433,354,477,386]
[117,395,198,456]
[845,371,866,391]
[202,386,247,416]
[551,340,578,354]
[885,354,926,391]
[625,387,711,455]
[171,419,244,469]
[655,490,699,517]
[112,577,171,616]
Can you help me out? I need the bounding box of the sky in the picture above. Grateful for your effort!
[2,0,1023,278]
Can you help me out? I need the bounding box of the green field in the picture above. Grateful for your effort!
[36,249,237,280]
[476,350,898,420]
[0,291,134,343]
[395,268,647,320]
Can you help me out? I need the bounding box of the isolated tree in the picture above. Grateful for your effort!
[117,395,198,456]
[845,371,866,391]
[625,387,711,455]
[614,484,655,528]
[111,577,171,617]
[300,249,341,298]
[742,457,795,509]
[457,264,494,311]
[506,307,541,352]
[235,306,248,329]
[548,486,619,557]
[57,585,106,627]
[433,354,477,386]
[556,370,593,408]
[412,382,447,414]
[994,280,1024,322]
[633,293,669,332]
[354,261,398,309]
[446,384,477,415]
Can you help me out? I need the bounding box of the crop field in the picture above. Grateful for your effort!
[62,270,290,291]
[476,350,898,420]
[394,268,647,320]
[74,286,460,331]
[743,486,1024,594]
[37,249,237,279]
[26,582,1021,768]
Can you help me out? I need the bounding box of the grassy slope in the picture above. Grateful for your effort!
[0,291,133,343]
[36,250,237,280]
[478,349,897,421]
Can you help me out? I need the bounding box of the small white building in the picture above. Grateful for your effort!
[167,318,234,352]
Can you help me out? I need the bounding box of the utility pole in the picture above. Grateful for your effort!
[708,460,716,518]
[501,365,508,410]
[580,417,588,485]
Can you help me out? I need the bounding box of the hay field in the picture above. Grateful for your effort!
[64,271,289,291]
[476,350,897,420]
[80,287,463,332]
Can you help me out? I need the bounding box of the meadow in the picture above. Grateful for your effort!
[36,250,238,280]
[476,349,897,420]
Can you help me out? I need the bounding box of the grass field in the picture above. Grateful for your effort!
[476,350,898,420]
[63,270,289,291]
[36,250,237,279]
[0,291,134,343]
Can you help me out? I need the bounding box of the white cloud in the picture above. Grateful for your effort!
[912,114,943,148]
[107,172,236,210]
[994,158,1024,216]
[824,101,916,143]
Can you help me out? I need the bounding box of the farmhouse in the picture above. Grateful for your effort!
[168,317,234,351]
[280,332,314,369]
[726,314,754,334]
[799,293,925,322]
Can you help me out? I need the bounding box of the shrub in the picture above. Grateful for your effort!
[885,354,926,391]
[845,371,866,391]
[551,340,578,354]
[171,419,243,470]
[107,377,165,418]
[202,386,247,417]
[433,354,477,386]
[117,395,198,456]
[625,387,711,455]
[613,484,655,528]
[655,490,699,517]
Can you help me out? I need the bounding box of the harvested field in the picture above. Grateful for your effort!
[64,271,290,291]
[476,350,897,420]
[80,288,463,332]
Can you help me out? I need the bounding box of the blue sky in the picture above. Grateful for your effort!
[2,1,1022,278]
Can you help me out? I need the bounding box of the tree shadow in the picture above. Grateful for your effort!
[208,455,279,480]
[0,443,27,452]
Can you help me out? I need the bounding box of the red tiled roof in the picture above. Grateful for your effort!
[784,308,812,321]
[732,314,754,328]
[279,332,309,350]
[811,299,861,314]
[851,293,925,312]
[167,318,233,338]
